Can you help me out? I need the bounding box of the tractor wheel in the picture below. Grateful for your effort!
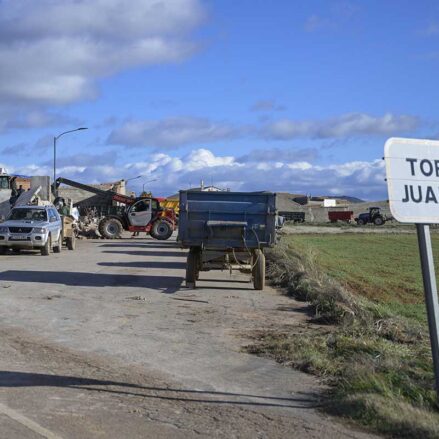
[99,217,123,239]
[357,219,365,226]
[186,248,201,287]
[41,235,51,256]
[252,249,265,290]
[53,233,62,253]
[374,216,384,226]
[150,220,173,240]
[66,234,76,250]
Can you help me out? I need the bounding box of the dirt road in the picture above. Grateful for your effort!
[0,235,377,438]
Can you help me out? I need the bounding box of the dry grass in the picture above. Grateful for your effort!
[330,394,439,439]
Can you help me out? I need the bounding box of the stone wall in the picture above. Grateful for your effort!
[58,181,126,207]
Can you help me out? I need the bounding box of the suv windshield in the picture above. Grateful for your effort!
[8,208,47,222]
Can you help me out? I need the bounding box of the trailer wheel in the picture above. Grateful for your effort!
[66,234,76,250]
[150,220,173,240]
[194,250,201,280]
[186,248,201,287]
[252,249,265,290]
[99,217,123,239]
[186,252,197,287]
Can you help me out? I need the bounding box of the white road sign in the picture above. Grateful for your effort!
[384,137,439,224]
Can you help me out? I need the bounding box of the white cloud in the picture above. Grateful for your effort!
[184,149,236,170]
[263,113,418,140]
[1,143,27,156]
[239,147,319,162]
[250,100,286,112]
[304,2,359,33]
[287,162,313,170]
[0,108,80,133]
[4,147,387,200]
[107,112,418,150]
[108,117,239,149]
[0,0,205,105]
[304,15,333,32]
[420,22,439,36]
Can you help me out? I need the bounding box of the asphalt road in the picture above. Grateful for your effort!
[0,234,378,438]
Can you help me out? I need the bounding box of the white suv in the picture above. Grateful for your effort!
[0,205,63,255]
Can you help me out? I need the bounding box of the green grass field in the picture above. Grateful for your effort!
[248,231,439,438]
[288,233,439,323]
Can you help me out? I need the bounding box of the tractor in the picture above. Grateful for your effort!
[55,177,176,240]
[355,207,387,226]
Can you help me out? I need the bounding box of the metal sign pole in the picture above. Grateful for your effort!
[416,223,439,399]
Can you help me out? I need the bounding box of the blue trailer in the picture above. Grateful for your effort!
[178,190,278,289]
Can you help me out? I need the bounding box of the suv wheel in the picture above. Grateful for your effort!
[41,235,51,256]
[53,233,62,253]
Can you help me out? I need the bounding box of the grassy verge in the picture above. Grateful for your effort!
[246,234,439,438]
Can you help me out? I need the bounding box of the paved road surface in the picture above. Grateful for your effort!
[0,235,378,438]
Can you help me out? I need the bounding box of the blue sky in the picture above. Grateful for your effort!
[0,0,438,199]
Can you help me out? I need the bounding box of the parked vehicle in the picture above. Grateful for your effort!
[161,199,180,217]
[279,211,305,223]
[55,177,176,240]
[54,196,78,250]
[328,210,354,223]
[355,207,387,226]
[178,191,278,290]
[61,215,76,250]
[0,205,63,255]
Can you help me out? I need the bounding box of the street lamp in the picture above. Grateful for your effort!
[123,175,157,195]
[124,175,142,184]
[143,178,158,193]
[53,127,88,196]
[123,175,142,196]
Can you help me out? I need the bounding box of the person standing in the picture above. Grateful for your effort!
[9,177,18,207]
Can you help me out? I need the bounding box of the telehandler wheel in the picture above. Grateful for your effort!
[66,234,76,250]
[252,249,265,290]
[53,233,62,253]
[99,217,123,239]
[150,220,173,240]
[41,235,51,256]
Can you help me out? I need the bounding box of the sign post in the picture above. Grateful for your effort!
[416,223,439,396]
[385,137,439,399]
